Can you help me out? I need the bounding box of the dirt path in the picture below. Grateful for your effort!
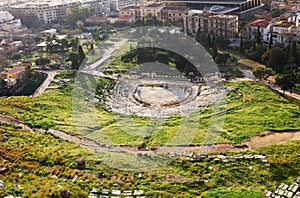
[0,114,32,131]
[1,114,299,154]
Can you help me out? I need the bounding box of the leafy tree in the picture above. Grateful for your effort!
[61,38,69,50]
[135,18,143,27]
[253,66,274,79]
[24,65,31,79]
[215,53,230,65]
[0,55,10,70]
[77,20,84,29]
[11,53,22,60]
[66,53,80,70]
[267,47,286,73]
[35,57,50,66]
[216,36,230,48]
[275,74,295,94]
[69,38,79,50]
[121,50,137,63]
[0,78,6,89]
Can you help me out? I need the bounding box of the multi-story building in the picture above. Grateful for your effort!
[246,11,300,43]
[163,0,262,19]
[119,3,186,22]
[8,0,110,26]
[140,3,165,19]
[246,19,271,42]
[9,0,80,26]
[183,10,239,38]
[108,0,142,11]
[119,5,141,18]
[161,6,188,22]
[0,11,22,34]
[81,0,108,15]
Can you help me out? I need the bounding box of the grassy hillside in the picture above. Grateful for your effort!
[0,75,299,146]
[0,123,299,197]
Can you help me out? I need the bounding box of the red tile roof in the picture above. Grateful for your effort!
[247,19,270,28]
[8,66,26,75]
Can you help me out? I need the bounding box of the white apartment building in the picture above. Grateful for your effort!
[9,0,80,25]
[183,10,239,38]
[247,12,300,43]
[108,0,142,11]
[0,11,21,31]
[8,0,108,25]
[246,19,271,42]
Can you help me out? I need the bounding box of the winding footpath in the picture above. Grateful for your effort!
[1,114,299,155]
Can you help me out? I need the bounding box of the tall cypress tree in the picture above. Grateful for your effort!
[78,45,85,64]
[212,35,218,59]
[268,33,273,49]
[240,36,244,53]
[256,26,262,44]
[291,41,297,63]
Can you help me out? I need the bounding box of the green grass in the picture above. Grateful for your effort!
[0,122,299,197]
[238,59,265,69]
[0,79,299,146]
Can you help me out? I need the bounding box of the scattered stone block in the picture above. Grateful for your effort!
[133,190,144,196]
[123,190,132,196]
[88,193,97,198]
[244,154,253,159]
[91,188,98,193]
[277,189,284,195]
[0,180,4,188]
[286,191,293,198]
[112,190,121,195]
[72,175,78,182]
[102,189,109,194]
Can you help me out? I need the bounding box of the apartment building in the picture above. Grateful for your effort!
[246,11,300,43]
[246,19,271,41]
[119,5,141,18]
[8,0,108,26]
[108,0,142,11]
[9,0,80,25]
[161,6,188,21]
[0,11,22,33]
[183,10,239,38]
[140,3,165,19]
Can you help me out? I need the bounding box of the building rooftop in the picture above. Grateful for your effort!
[7,66,25,75]
[143,3,164,8]
[162,6,188,11]
[247,19,270,28]
[120,5,140,10]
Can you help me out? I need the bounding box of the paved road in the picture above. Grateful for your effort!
[33,70,58,97]
[264,82,300,100]
[224,50,300,101]
[82,38,128,78]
